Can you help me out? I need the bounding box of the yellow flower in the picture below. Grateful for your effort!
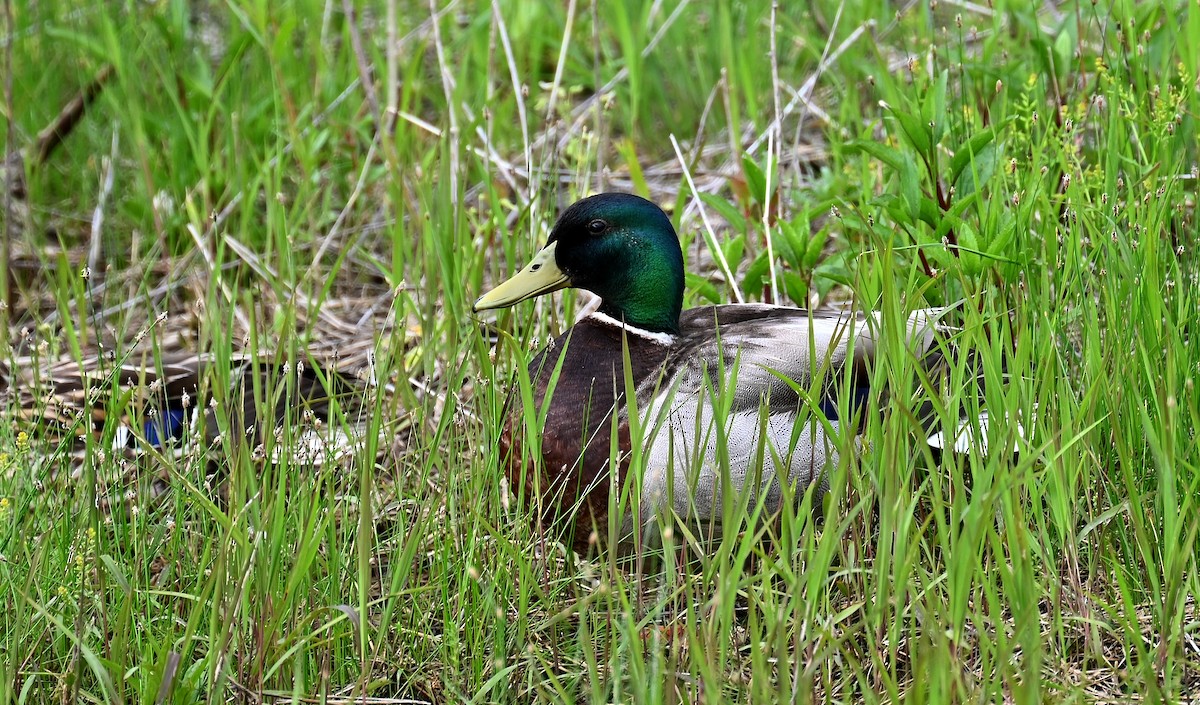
[15,432,29,452]
[57,585,69,598]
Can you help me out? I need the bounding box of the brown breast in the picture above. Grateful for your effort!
[499,317,671,552]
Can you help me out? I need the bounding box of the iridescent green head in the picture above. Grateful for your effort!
[474,193,685,333]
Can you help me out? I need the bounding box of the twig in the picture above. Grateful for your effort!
[317,137,379,266]
[427,0,461,211]
[87,130,118,277]
[533,0,691,158]
[341,0,381,130]
[746,12,867,155]
[763,130,779,305]
[491,0,531,178]
[222,235,356,334]
[542,0,579,129]
[669,134,744,303]
[765,3,782,304]
[34,64,114,167]
[385,0,399,137]
[2,0,13,322]
[185,224,251,334]
[396,110,523,195]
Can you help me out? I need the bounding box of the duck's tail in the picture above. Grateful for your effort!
[904,303,1033,458]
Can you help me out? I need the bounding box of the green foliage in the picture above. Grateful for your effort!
[1,0,1198,703]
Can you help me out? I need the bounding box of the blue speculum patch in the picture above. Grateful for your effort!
[143,409,188,447]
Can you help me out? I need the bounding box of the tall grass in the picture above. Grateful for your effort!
[0,0,1197,702]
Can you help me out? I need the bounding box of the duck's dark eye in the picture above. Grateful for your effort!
[587,219,608,235]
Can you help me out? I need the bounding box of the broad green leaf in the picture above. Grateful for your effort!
[744,251,771,293]
[900,158,922,222]
[934,191,978,245]
[742,155,769,207]
[948,127,1001,186]
[804,227,830,269]
[847,139,907,173]
[885,103,933,157]
[916,197,942,229]
[813,251,853,293]
[781,270,810,306]
[722,234,746,271]
[1053,29,1073,80]
[954,143,1002,199]
[927,70,949,145]
[698,193,747,232]
[774,219,803,264]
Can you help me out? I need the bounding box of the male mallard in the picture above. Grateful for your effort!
[475,193,952,551]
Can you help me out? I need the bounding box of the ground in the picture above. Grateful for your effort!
[0,1,1198,703]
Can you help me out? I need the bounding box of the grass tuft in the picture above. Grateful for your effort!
[1,1,1197,702]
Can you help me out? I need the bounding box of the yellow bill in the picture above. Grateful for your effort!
[473,242,570,311]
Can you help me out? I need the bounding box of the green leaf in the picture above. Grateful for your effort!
[44,25,111,62]
[948,127,1001,187]
[742,155,769,207]
[100,556,132,596]
[722,234,746,271]
[954,143,1001,199]
[698,193,747,232]
[813,251,853,293]
[615,139,651,198]
[774,220,802,265]
[916,197,942,229]
[900,158,922,222]
[934,191,978,244]
[743,252,771,293]
[927,70,949,145]
[847,139,907,173]
[803,227,830,269]
[885,103,933,157]
[986,219,1019,262]
[1053,28,1073,79]
[781,270,810,306]
[686,274,720,304]
[957,221,983,275]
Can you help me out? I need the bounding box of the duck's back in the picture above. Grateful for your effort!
[500,304,942,547]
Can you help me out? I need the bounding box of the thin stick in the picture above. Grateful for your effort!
[763,131,779,305]
[428,0,461,210]
[789,1,844,179]
[747,10,865,155]
[542,0,579,129]
[317,138,379,265]
[765,2,782,305]
[87,131,118,278]
[1,0,12,324]
[385,0,399,137]
[396,110,522,195]
[491,0,531,178]
[34,64,114,167]
[532,0,691,157]
[342,0,381,129]
[670,134,744,303]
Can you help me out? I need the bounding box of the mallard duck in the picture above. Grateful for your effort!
[475,193,962,552]
[3,351,362,477]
